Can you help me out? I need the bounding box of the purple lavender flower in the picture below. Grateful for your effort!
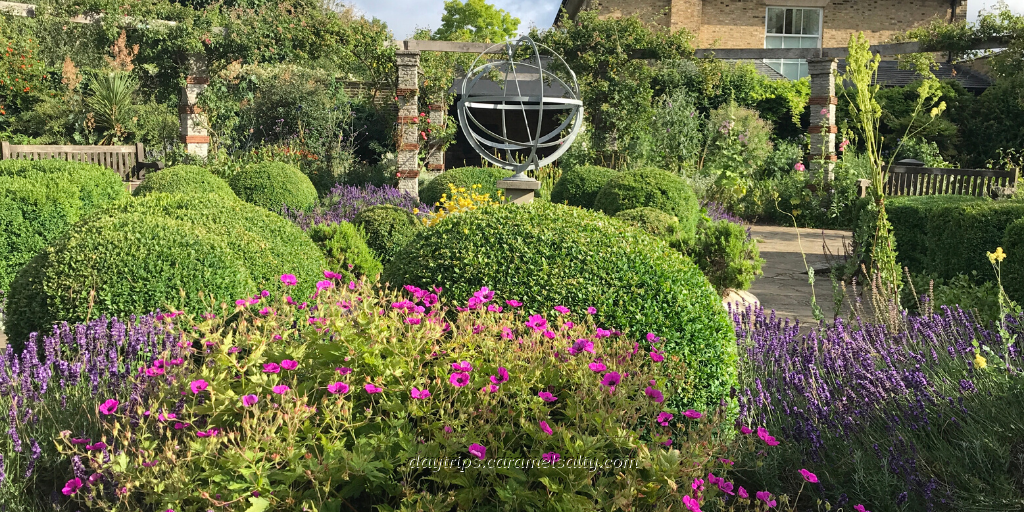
[282,184,432,229]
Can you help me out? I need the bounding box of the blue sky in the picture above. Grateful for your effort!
[347,0,1023,41]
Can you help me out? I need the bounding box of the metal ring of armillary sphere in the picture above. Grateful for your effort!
[457,35,583,179]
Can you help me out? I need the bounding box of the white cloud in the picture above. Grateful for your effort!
[345,0,559,40]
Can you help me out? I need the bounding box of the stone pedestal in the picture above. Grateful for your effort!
[496,177,541,204]
[807,57,838,181]
[180,53,210,158]
[396,50,421,197]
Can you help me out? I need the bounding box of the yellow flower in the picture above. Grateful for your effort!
[994,247,1006,262]
[974,351,987,369]
[412,208,419,214]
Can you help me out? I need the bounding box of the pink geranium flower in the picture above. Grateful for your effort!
[553,305,570,314]
[280,360,298,370]
[646,332,660,343]
[542,452,561,463]
[328,382,350,394]
[740,425,753,434]
[738,486,749,499]
[682,495,701,512]
[451,361,473,372]
[644,386,664,403]
[272,385,290,394]
[410,386,431,399]
[539,420,553,435]
[241,394,258,407]
[468,443,487,460]
[316,280,334,291]
[449,372,470,387]
[189,380,208,394]
[98,399,118,415]
[756,491,777,507]
[262,363,281,374]
[490,367,509,384]
[657,412,674,426]
[336,367,353,375]
[649,351,664,362]
[757,427,780,446]
[799,468,819,483]
[588,362,606,372]
[280,274,297,286]
[364,383,384,394]
[537,391,557,402]
[506,300,522,307]
[525,315,547,331]
[853,505,870,512]
[62,478,83,495]
[586,306,597,314]
[683,409,702,419]
[196,428,219,438]
[600,372,621,387]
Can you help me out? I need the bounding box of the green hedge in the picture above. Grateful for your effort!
[4,214,255,346]
[549,165,618,208]
[382,201,736,412]
[689,219,763,292]
[419,167,513,207]
[4,193,326,343]
[1001,219,1024,304]
[229,162,318,212]
[593,167,700,241]
[614,207,681,239]
[885,195,987,275]
[353,205,420,267]
[0,161,127,292]
[133,165,236,199]
[309,222,382,282]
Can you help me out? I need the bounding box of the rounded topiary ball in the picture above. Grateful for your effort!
[614,207,681,239]
[550,165,618,208]
[309,222,383,282]
[594,167,699,240]
[383,201,736,412]
[229,162,318,212]
[353,205,421,266]
[133,165,236,199]
[4,213,255,345]
[419,167,513,208]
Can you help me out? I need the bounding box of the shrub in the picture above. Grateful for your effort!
[613,207,681,239]
[56,283,736,510]
[1000,219,1024,303]
[133,165,236,199]
[353,205,421,266]
[4,193,326,343]
[924,200,1024,281]
[593,167,700,240]
[4,213,255,345]
[549,165,618,208]
[0,161,127,292]
[229,161,318,212]
[308,222,382,282]
[418,166,512,207]
[283,183,430,230]
[886,195,987,275]
[688,218,763,292]
[383,201,736,411]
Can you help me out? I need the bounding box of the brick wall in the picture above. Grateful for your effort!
[588,0,674,28]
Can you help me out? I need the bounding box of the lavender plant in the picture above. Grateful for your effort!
[732,303,1024,511]
[0,313,184,510]
[283,183,431,230]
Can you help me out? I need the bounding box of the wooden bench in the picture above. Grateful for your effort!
[0,141,164,191]
[857,159,1017,198]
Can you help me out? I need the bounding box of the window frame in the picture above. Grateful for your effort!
[763,6,823,80]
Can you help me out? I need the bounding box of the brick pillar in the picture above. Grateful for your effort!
[396,50,421,197]
[180,53,210,158]
[426,102,445,173]
[807,57,837,180]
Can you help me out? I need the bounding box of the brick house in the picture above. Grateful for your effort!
[554,0,970,79]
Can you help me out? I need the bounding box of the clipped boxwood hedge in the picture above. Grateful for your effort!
[4,213,255,346]
[309,222,382,282]
[689,218,763,292]
[1001,219,1024,303]
[383,201,736,412]
[353,205,420,266]
[549,165,618,208]
[419,166,513,207]
[0,161,127,292]
[924,200,1024,280]
[133,165,236,199]
[229,162,318,212]
[593,167,700,241]
[614,207,681,240]
[4,193,326,344]
[884,195,987,275]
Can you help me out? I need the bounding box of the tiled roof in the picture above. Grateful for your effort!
[837,59,992,91]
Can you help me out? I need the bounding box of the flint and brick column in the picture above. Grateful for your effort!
[807,57,837,180]
[426,102,445,173]
[396,50,421,197]
[180,54,210,158]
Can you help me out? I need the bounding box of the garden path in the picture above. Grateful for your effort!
[732,225,856,326]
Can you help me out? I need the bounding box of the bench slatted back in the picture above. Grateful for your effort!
[883,165,1016,197]
[0,142,145,180]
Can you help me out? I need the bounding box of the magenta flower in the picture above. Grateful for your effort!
[662,438,672,446]
[189,380,208,394]
[280,360,298,371]
[196,428,220,438]
[854,505,869,512]
[794,162,806,172]
[756,491,777,507]
[481,384,498,393]
[487,304,503,313]
[449,372,470,387]
[738,487,749,499]
[501,326,514,339]
[537,391,557,402]
[525,314,548,331]
[657,412,674,426]
[468,443,487,460]
[586,306,597,314]
[316,280,334,291]
[799,468,819,483]
[490,367,509,384]
[646,332,660,343]
[649,351,664,362]
[272,385,290,394]
[539,420,553,435]
[62,478,83,495]
[644,386,664,403]
[683,409,702,419]
[553,305,570,314]
[280,274,297,286]
[718,480,735,495]
[542,329,556,339]
[542,452,561,463]
[451,361,473,372]
[85,442,107,451]
[241,394,258,407]
[70,438,90,445]
[682,495,701,512]
[328,382,350,394]
[88,473,102,485]
[600,372,621,387]
[595,328,611,338]
[336,367,353,375]
[262,363,281,374]
[692,478,704,492]
[364,383,384,394]
[588,362,606,372]
[720,458,734,465]
[757,427,780,446]
[410,386,431,399]
[739,425,752,434]
[98,399,119,415]
[506,300,522,307]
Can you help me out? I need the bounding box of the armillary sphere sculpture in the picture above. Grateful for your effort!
[457,36,583,199]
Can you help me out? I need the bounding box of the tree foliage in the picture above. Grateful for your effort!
[434,0,520,43]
